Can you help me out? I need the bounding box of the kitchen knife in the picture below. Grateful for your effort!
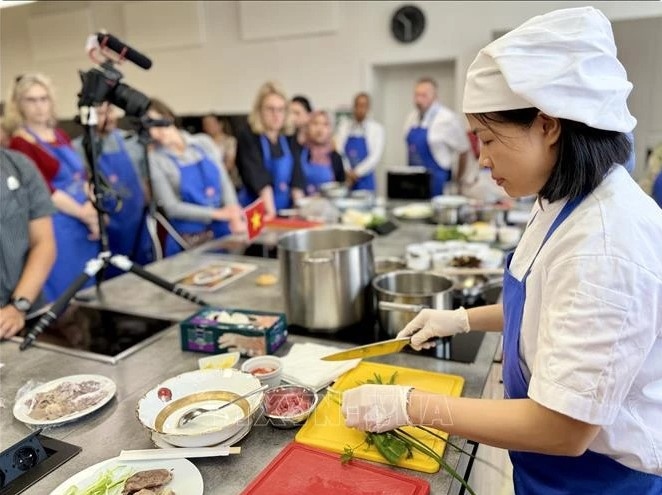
[320,338,411,361]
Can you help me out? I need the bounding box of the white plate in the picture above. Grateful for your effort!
[432,247,504,270]
[14,374,116,426]
[192,266,233,285]
[392,203,433,220]
[137,369,263,448]
[151,418,253,449]
[49,456,202,495]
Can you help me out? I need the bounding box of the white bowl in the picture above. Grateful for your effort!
[241,356,283,389]
[498,226,522,246]
[136,369,263,448]
[405,244,431,271]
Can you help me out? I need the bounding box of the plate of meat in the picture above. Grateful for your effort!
[49,457,203,495]
[13,374,116,426]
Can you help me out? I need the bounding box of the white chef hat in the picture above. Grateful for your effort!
[462,7,636,132]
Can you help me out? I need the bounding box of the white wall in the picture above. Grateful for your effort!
[2,1,660,113]
[2,1,661,173]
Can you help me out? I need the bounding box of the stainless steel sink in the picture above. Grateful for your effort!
[11,305,178,364]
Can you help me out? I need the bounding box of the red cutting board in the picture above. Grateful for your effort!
[241,443,430,495]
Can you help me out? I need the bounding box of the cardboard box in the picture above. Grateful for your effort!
[180,308,288,356]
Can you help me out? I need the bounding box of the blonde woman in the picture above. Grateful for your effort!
[236,81,305,219]
[8,73,100,302]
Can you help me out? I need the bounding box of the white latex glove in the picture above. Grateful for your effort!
[342,384,413,433]
[397,307,470,351]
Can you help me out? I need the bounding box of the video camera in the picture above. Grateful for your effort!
[77,33,151,117]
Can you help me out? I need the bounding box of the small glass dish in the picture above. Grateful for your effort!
[262,384,319,429]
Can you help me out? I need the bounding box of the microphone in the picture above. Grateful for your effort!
[96,32,152,70]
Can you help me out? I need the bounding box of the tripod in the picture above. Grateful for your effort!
[19,106,208,351]
[132,119,189,260]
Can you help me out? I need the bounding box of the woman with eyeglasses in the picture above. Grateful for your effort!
[236,81,305,219]
[7,73,100,303]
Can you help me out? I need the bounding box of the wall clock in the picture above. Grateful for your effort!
[391,5,426,44]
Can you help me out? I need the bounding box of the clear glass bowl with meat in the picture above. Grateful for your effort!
[263,384,319,429]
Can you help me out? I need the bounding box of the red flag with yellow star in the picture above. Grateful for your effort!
[244,199,266,241]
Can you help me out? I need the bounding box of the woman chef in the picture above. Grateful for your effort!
[342,7,662,494]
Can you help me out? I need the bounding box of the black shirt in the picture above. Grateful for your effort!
[235,129,305,196]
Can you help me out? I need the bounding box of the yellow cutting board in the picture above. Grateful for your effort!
[294,361,465,473]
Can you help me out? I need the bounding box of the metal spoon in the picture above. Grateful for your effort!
[177,384,268,428]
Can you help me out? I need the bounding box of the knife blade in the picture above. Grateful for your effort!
[320,338,411,361]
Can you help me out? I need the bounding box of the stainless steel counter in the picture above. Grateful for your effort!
[0,224,500,494]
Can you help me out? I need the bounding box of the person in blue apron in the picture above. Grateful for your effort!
[404,78,470,197]
[341,8,662,493]
[24,129,101,302]
[7,73,100,303]
[236,81,306,219]
[300,110,344,195]
[73,104,153,274]
[146,99,245,257]
[335,93,384,192]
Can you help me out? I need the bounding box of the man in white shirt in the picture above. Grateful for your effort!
[335,93,384,192]
[404,77,470,196]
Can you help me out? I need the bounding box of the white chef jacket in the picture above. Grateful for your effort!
[334,118,385,178]
[403,102,470,170]
[509,166,662,474]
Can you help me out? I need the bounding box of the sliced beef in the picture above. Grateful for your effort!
[121,469,172,494]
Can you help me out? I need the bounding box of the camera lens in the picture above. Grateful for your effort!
[111,83,151,118]
[13,447,38,471]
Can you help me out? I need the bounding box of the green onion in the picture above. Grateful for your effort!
[63,465,134,495]
[338,372,477,495]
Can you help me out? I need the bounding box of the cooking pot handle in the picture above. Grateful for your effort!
[379,301,428,313]
[303,257,332,264]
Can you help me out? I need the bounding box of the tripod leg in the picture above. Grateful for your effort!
[19,258,106,350]
[154,211,190,252]
[109,255,209,306]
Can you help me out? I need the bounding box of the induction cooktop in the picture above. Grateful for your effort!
[13,304,177,364]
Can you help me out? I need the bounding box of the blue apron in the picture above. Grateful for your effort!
[163,144,230,256]
[345,135,375,191]
[502,196,662,494]
[406,108,450,197]
[652,171,662,208]
[238,135,294,211]
[98,131,152,269]
[301,148,335,195]
[26,128,100,302]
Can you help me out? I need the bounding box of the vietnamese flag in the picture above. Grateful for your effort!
[244,199,266,241]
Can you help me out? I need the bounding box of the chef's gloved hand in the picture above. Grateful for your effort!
[342,384,413,433]
[397,308,470,351]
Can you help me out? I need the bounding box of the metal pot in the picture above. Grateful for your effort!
[372,270,454,337]
[431,195,469,225]
[278,227,375,332]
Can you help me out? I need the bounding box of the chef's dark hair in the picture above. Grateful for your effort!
[291,95,312,113]
[471,108,631,202]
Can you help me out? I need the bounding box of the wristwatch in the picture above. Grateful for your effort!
[10,296,32,313]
